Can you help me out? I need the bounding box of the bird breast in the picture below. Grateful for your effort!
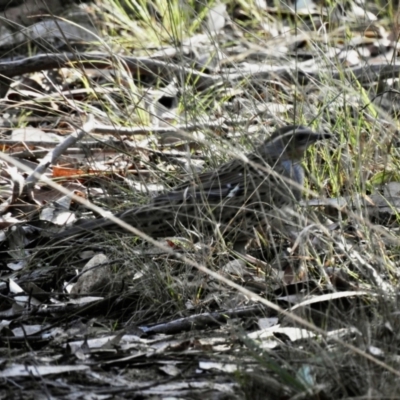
[280,160,304,200]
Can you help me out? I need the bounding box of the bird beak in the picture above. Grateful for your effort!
[316,132,332,141]
[304,131,332,147]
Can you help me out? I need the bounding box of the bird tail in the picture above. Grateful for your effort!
[54,217,116,240]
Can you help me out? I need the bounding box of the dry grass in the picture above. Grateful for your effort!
[4,0,400,398]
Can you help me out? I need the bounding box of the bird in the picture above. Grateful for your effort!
[55,125,331,250]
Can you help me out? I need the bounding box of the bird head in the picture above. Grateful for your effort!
[267,125,332,161]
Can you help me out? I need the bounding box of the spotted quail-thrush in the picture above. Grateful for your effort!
[56,125,331,249]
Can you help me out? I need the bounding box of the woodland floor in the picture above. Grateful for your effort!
[1,0,400,399]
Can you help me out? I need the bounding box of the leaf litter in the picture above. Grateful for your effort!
[0,0,400,398]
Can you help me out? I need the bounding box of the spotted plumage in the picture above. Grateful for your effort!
[55,125,331,249]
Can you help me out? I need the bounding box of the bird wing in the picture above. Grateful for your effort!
[152,155,278,206]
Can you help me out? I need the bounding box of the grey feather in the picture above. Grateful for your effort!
[54,125,331,246]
